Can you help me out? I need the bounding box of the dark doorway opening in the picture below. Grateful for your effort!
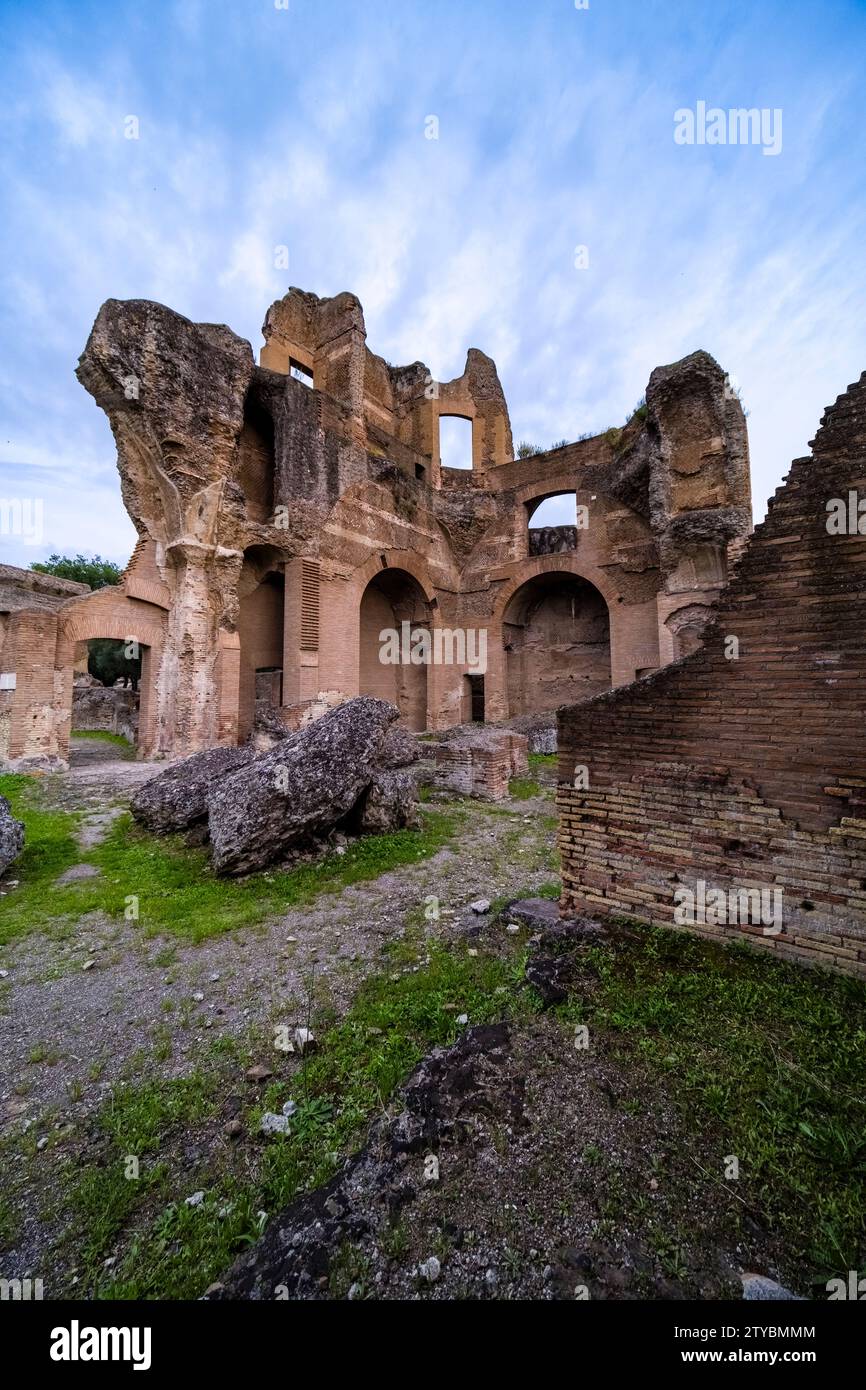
[466,674,485,722]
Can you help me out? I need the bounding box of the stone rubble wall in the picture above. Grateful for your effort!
[72,685,139,742]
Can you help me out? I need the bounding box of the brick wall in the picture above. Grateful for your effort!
[434,729,528,801]
[557,373,866,979]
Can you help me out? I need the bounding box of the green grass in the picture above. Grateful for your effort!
[72,730,135,758]
[566,926,866,1283]
[508,777,541,800]
[0,774,463,946]
[528,753,556,773]
[61,942,537,1299]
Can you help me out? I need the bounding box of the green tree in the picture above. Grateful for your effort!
[31,553,122,590]
[87,638,141,691]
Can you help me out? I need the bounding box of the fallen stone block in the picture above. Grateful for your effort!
[0,795,24,875]
[207,696,399,876]
[131,745,257,833]
[356,768,420,833]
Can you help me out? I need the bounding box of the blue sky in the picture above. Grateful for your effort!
[1,0,865,564]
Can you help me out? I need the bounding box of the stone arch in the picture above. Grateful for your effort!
[358,565,433,730]
[501,570,611,717]
[237,546,286,742]
[349,548,442,610]
[491,554,623,626]
[56,590,167,760]
[481,554,645,720]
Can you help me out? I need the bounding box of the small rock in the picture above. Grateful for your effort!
[225,1118,243,1139]
[347,1281,362,1299]
[423,1154,440,1183]
[741,1273,805,1301]
[0,969,9,979]
[418,1256,441,1284]
[281,1100,298,1118]
[36,1136,48,1150]
[485,1268,498,1288]
[245,1063,273,1083]
[192,992,204,1002]
[185,1191,205,1207]
[506,923,521,934]
[467,948,478,957]
[209,972,221,982]
[82,960,95,971]
[456,1014,468,1025]
[469,899,491,915]
[261,1112,290,1136]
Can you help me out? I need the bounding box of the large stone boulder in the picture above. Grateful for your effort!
[338,722,422,833]
[207,697,399,876]
[130,746,256,833]
[356,769,420,833]
[378,725,422,769]
[0,795,24,874]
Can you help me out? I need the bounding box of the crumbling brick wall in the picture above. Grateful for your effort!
[557,374,866,978]
[433,728,528,801]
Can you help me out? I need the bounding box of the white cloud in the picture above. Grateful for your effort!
[0,0,864,583]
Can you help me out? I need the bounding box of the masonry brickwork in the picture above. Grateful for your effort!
[557,374,866,979]
[433,728,528,801]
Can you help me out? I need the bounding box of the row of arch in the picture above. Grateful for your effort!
[55,542,704,760]
[357,564,612,729]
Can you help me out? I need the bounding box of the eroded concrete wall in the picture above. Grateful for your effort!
[5,288,753,765]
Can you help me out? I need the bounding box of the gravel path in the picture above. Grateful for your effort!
[0,748,557,1138]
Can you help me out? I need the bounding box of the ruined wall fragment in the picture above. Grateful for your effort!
[557,372,866,978]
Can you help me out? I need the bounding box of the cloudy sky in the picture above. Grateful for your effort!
[1,0,865,565]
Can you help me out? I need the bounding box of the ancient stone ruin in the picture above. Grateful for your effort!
[130,695,417,876]
[0,287,751,769]
[557,374,866,979]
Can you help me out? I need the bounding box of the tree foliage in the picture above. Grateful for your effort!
[31,553,122,590]
[88,639,141,691]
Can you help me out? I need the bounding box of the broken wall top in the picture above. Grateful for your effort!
[558,371,866,831]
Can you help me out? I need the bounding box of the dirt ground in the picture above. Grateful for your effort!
[0,739,560,1286]
[1,739,855,1301]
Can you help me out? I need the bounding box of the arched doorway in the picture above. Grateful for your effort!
[503,572,610,716]
[69,635,146,760]
[237,547,286,742]
[52,597,166,764]
[358,568,431,730]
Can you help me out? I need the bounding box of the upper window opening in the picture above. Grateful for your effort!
[529,493,577,528]
[527,493,579,556]
[439,415,473,471]
[289,358,314,388]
